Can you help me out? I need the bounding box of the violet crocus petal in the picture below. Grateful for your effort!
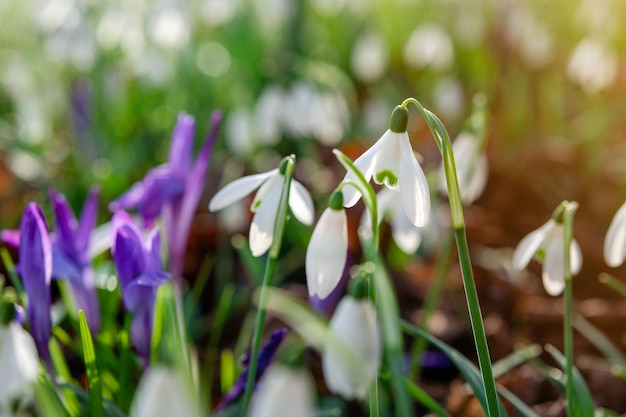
[49,189,80,261]
[19,203,52,361]
[113,224,146,291]
[168,113,196,178]
[76,188,99,255]
[166,111,222,278]
[136,166,185,226]
[130,304,154,363]
[0,229,20,248]
[67,267,100,333]
[216,328,288,413]
[109,181,146,213]
[135,271,172,287]
[51,244,81,281]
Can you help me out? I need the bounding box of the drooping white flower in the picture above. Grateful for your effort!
[604,201,626,267]
[131,366,201,417]
[209,166,314,257]
[567,37,617,94]
[512,219,582,296]
[0,322,40,411]
[322,296,381,400]
[249,364,315,417]
[361,187,421,254]
[403,24,454,71]
[306,191,348,299]
[341,106,430,228]
[438,131,488,206]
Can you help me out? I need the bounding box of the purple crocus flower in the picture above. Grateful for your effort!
[111,211,171,364]
[49,188,100,333]
[215,328,288,414]
[109,111,222,280]
[18,203,52,364]
[2,189,102,333]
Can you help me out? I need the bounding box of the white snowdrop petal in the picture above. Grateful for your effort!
[208,169,278,211]
[289,180,315,226]
[131,366,201,417]
[462,153,488,205]
[398,135,430,227]
[372,131,403,189]
[543,238,566,296]
[322,298,381,400]
[512,220,554,270]
[391,206,421,254]
[306,208,348,299]
[604,202,626,267]
[249,182,282,257]
[249,365,315,417]
[340,137,384,208]
[571,238,583,275]
[0,322,40,406]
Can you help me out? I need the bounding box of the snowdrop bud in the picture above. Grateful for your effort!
[249,364,315,417]
[306,190,348,299]
[131,366,202,417]
[389,105,409,133]
[322,296,381,399]
[0,322,40,410]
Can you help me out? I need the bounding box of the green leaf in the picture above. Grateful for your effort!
[545,344,595,417]
[79,309,104,417]
[573,314,626,366]
[403,378,451,417]
[401,321,509,417]
[34,375,72,417]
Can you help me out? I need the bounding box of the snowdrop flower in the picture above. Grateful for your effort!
[350,30,388,83]
[0,321,40,412]
[438,131,488,205]
[342,105,430,228]
[512,217,582,296]
[361,187,422,253]
[306,190,348,299]
[131,366,201,417]
[209,159,314,257]
[567,37,617,94]
[323,294,381,400]
[403,24,454,71]
[249,364,315,417]
[604,201,626,267]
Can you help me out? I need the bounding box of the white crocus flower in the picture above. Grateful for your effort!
[604,201,626,267]
[512,219,582,296]
[209,166,314,257]
[322,296,381,400]
[249,364,315,417]
[342,106,430,228]
[361,188,421,254]
[0,321,40,411]
[306,191,348,299]
[438,131,488,206]
[131,366,201,417]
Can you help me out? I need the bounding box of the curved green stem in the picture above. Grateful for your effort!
[240,155,296,416]
[402,98,500,417]
[562,201,579,417]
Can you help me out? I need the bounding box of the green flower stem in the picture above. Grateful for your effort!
[401,97,501,417]
[562,201,579,417]
[410,227,454,380]
[240,155,296,416]
[333,149,412,417]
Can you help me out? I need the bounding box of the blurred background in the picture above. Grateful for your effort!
[2,0,626,412]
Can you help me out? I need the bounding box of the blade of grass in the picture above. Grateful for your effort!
[403,378,451,417]
[545,344,595,417]
[79,309,104,417]
[573,314,626,366]
[0,247,25,304]
[401,320,508,417]
[35,375,72,417]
